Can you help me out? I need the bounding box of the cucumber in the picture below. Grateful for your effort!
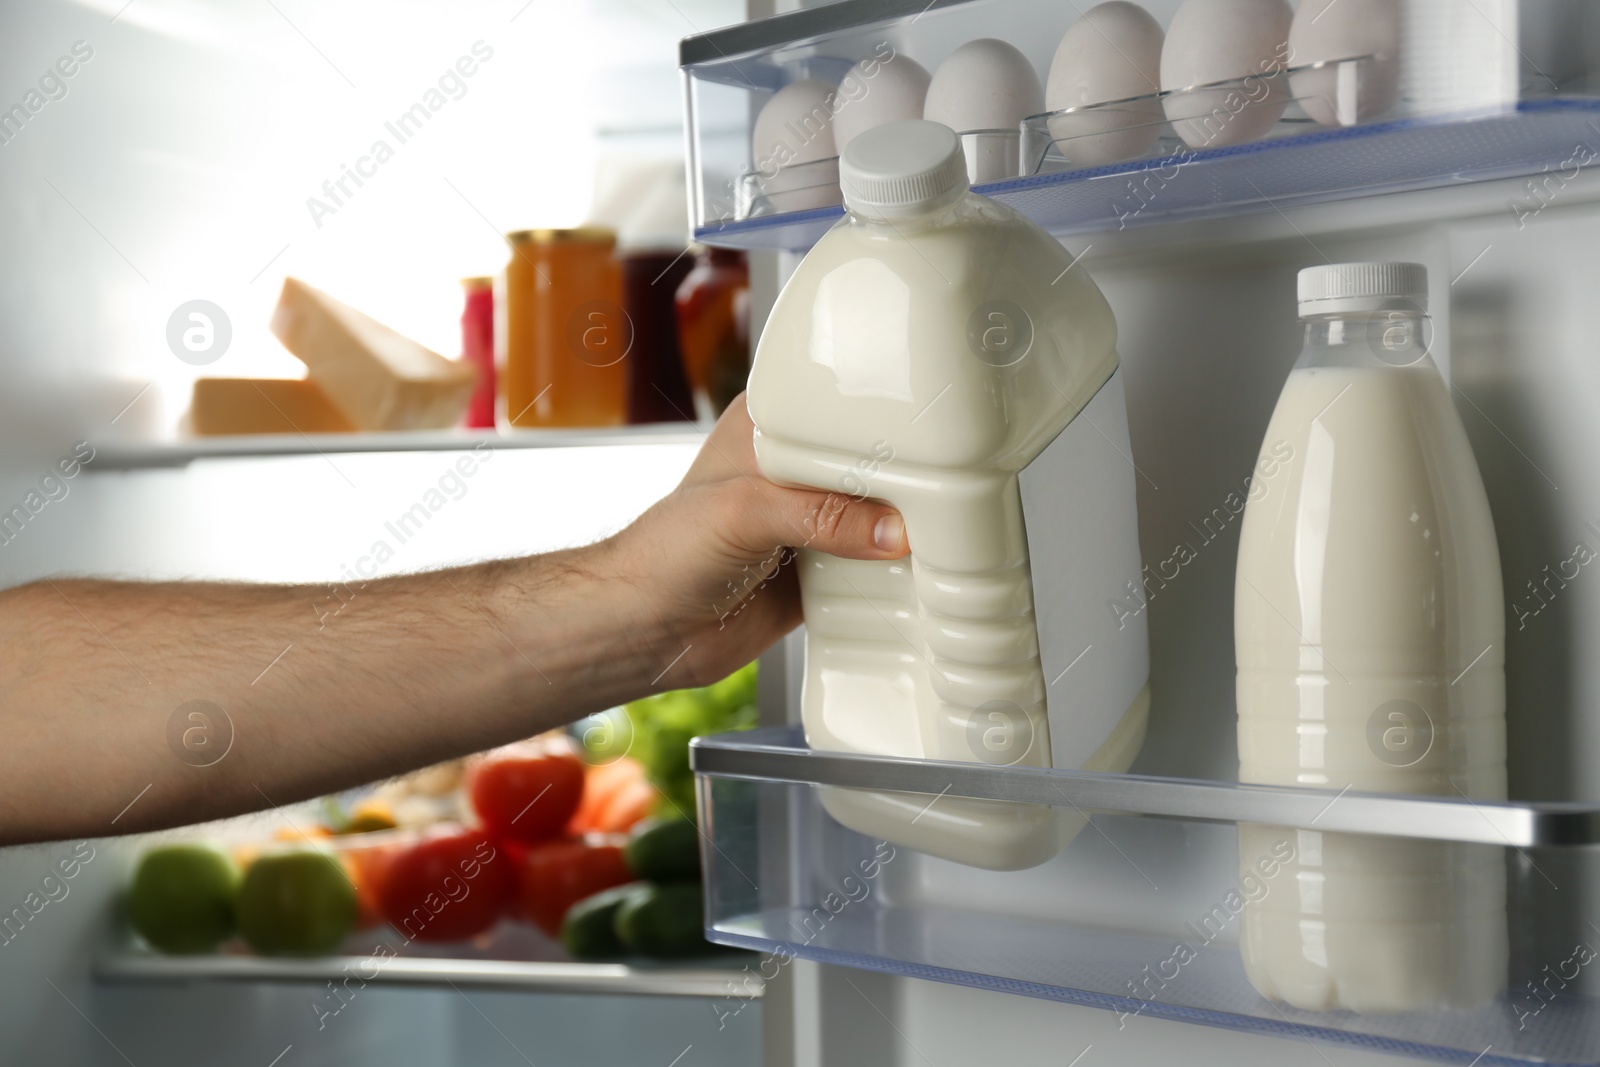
[613,882,708,958]
[561,882,646,960]
[624,818,701,883]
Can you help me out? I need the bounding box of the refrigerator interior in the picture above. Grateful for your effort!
[5,0,1600,1063]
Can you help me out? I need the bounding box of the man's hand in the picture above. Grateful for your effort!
[0,395,906,844]
[608,395,907,690]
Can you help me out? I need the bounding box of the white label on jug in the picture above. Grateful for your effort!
[1019,368,1150,769]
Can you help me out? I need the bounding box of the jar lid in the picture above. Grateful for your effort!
[506,226,616,247]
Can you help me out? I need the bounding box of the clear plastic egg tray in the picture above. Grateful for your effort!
[681,0,1598,247]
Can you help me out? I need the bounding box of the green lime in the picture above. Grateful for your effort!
[126,843,240,954]
[236,848,357,956]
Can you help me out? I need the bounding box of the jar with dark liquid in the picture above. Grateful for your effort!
[619,249,696,424]
[675,246,750,421]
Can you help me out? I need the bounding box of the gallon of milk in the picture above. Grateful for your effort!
[1234,262,1508,1012]
[747,120,1150,871]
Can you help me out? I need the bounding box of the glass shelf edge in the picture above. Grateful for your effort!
[692,727,1600,847]
[89,426,705,471]
[93,948,757,998]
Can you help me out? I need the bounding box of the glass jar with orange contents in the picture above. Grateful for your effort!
[498,227,631,429]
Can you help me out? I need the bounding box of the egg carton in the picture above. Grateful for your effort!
[731,55,1389,220]
[1020,52,1394,175]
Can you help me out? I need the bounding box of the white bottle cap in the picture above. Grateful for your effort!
[1297,262,1429,317]
[839,120,970,220]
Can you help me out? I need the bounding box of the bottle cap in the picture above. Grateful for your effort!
[1298,262,1428,317]
[839,120,969,220]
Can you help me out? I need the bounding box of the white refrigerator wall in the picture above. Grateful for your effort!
[760,164,1600,1065]
[0,0,735,437]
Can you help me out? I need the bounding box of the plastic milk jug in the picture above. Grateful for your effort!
[747,120,1150,870]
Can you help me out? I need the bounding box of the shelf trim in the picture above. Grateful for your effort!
[94,949,757,998]
[692,727,1600,847]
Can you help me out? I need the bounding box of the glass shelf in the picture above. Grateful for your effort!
[692,728,1600,1066]
[90,425,704,471]
[691,100,1600,251]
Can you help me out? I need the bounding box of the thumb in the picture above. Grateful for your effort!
[768,486,908,561]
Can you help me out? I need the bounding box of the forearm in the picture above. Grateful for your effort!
[0,397,909,846]
[0,542,665,845]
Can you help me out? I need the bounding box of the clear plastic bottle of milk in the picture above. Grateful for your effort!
[1234,263,1508,1012]
[746,120,1149,871]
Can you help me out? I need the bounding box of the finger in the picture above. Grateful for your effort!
[764,486,909,561]
[698,395,909,560]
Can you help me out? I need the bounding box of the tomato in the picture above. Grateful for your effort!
[380,828,514,942]
[469,740,586,845]
[517,834,633,938]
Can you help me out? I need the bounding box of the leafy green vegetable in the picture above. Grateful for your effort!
[615,662,758,814]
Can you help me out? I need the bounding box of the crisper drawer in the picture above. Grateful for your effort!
[693,727,1600,1067]
[680,0,1600,250]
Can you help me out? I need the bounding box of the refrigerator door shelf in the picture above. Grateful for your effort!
[683,0,1596,246]
[693,729,1600,1067]
[692,727,1600,848]
[691,100,1600,252]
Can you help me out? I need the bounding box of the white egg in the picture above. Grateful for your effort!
[1289,0,1400,127]
[1045,2,1165,167]
[925,39,1043,182]
[751,79,841,212]
[833,50,932,151]
[753,79,838,167]
[1160,0,1293,149]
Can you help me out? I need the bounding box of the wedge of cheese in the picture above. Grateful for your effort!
[270,277,476,430]
[189,378,356,435]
